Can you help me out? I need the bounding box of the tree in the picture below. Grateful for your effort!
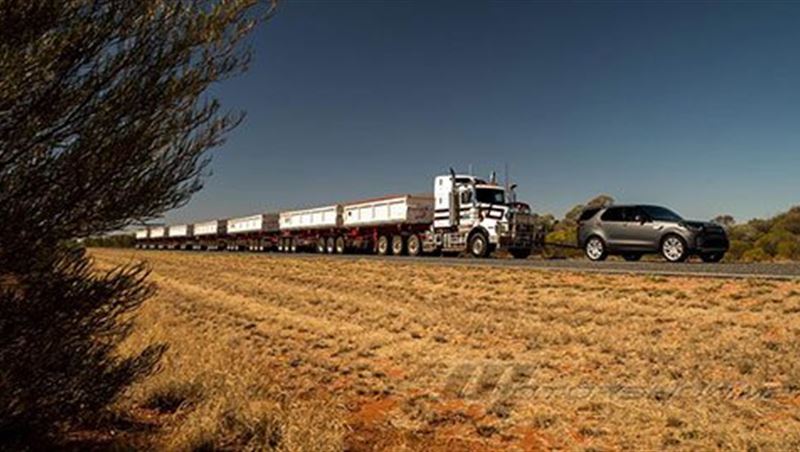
[0,0,276,445]
[712,214,736,229]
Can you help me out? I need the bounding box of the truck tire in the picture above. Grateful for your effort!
[407,234,422,256]
[316,237,326,253]
[326,236,335,254]
[469,231,490,258]
[335,236,346,254]
[391,235,405,255]
[377,235,390,255]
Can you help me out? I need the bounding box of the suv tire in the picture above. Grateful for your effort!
[584,236,608,262]
[661,235,688,263]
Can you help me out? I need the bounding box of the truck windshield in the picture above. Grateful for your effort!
[475,188,505,205]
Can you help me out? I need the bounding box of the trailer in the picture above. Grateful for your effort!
[134,170,546,258]
[148,226,168,249]
[226,214,280,251]
[134,229,149,248]
[166,224,194,249]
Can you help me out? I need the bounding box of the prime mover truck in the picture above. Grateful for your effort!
[136,171,546,258]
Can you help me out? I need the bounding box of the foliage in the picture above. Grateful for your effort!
[0,0,274,446]
[719,206,800,262]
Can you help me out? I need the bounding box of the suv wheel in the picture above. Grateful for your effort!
[701,252,724,263]
[661,235,688,262]
[584,236,607,261]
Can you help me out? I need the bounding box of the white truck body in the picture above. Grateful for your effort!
[227,213,280,234]
[149,226,167,239]
[194,220,227,236]
[343,195,434,227]
[168,224,193,237]
[135,229,149,240]
[279,205,342,230]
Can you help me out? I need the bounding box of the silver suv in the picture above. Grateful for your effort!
[577,205,729,263]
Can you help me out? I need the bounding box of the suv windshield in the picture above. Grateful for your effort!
[475,188,505,205]
[640,205,683,222]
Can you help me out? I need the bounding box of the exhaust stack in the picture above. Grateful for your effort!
[449,168,460,227]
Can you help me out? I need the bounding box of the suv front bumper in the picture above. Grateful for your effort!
[692,233,729,253]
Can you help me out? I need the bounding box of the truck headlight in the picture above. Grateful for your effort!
[505,211,513,221]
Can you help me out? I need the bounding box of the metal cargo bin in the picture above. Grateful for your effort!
[227,213,280,234]
[149,226,167,238]
[194,219,227,236]
[343,194,434,227]
[279,205,342,230]
[135,229,149,240]
[168,224,193,237]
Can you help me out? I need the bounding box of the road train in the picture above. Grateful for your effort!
[135,170,547,258]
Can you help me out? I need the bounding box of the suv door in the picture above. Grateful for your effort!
[628,207,664,251]
[623,206,662,251]
[599,206,629,250]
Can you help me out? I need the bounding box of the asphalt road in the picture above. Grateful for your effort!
[258,252,800,280]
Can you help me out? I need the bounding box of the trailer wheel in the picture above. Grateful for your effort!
[316,237,326,253]
[468,231,490,258]
[335,236,346,254]
[391,235,405,256]
[377,235,390,255]
[407,234,422,256]
[326,236,336,254]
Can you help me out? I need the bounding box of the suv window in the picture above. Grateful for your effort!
[578,207,601,222]
[600,207,626,222]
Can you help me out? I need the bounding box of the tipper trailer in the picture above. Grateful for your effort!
[135,171,546,258]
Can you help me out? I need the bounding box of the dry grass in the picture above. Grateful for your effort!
[92,249,800,451]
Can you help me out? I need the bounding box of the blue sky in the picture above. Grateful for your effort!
[165,1,800,224]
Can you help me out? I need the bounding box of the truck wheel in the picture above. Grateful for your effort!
[469,231,490,258]
[316,237,326,253]
[660,235,688,263]
[377,235,390,255]
[326,236,335,254]
[391,235,405,255]
[510,248,531,259]
[407,234,422,256]
[335,236,346,254]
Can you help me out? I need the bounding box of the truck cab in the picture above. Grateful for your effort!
[431,173,543,258]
